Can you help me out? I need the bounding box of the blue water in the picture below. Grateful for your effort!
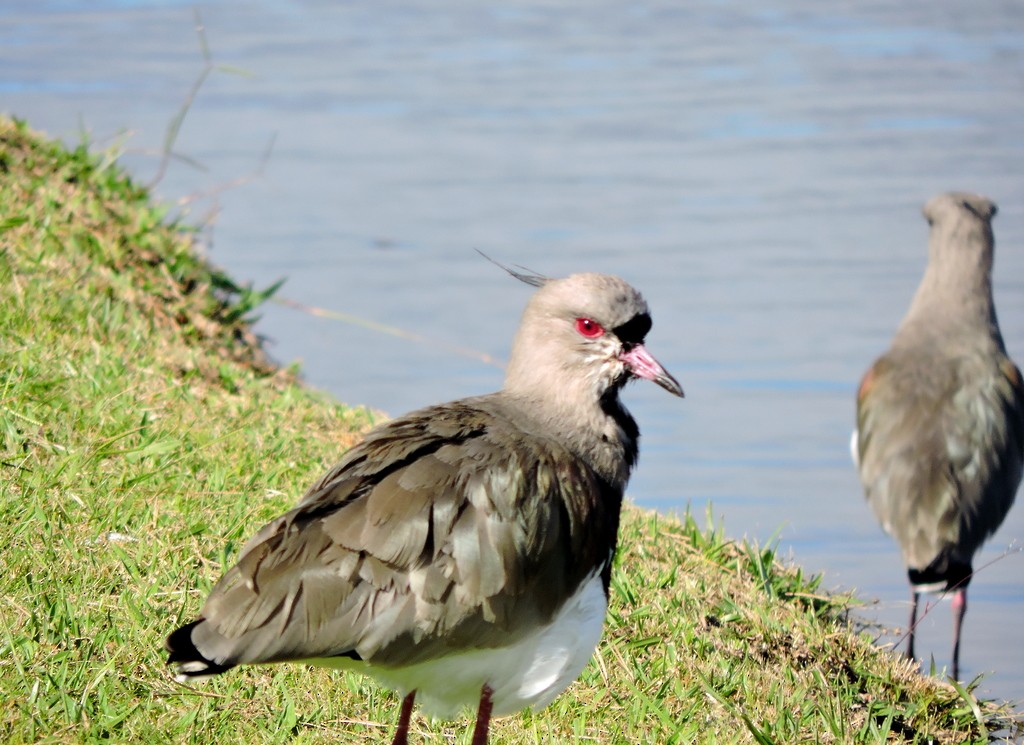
[3,0,1023,705]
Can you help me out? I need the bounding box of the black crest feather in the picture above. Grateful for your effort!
[475,249,548,288]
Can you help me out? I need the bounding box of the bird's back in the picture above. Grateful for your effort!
[856,334,1024,588]
[173,393,625,674]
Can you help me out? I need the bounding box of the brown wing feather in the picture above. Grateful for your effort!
[188,396,621,670]
[856,349,1024,580]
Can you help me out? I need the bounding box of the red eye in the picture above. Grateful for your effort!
[575,317,605,338]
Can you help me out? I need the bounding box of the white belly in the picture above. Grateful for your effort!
[344,571,608,719]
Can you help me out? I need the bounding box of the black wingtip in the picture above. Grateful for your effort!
[166,619,234,678]
[474,249,548,288]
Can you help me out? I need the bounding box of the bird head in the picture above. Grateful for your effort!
[500,267,683,403]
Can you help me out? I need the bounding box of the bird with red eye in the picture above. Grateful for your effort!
[167,266,683,745]
[575,317,605,338]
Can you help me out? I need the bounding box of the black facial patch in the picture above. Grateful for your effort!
[613,313,651,345]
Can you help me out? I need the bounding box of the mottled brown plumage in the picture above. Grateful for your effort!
[183,399,623,669]
[167,271,682,744]
[854,192,1024,679]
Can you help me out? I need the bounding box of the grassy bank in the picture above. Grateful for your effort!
[0,115,1018,744]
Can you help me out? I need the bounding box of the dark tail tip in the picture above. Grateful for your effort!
[908,560,972,593]
[166,619,234,678]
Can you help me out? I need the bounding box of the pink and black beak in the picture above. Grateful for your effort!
[620,343,684,397]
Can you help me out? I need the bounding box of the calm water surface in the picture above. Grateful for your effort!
[4,0,1023,705]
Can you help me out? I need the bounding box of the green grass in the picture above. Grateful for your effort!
[0,115,1020,743]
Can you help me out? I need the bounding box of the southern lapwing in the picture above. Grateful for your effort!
[167,268,683,743]
[853,192,1024,680]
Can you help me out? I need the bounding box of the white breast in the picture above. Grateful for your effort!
[352,570,609,719]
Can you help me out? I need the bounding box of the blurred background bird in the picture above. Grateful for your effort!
[852,192,1024,680]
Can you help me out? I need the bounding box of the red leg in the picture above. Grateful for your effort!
[951,587,967,680]
[470,685,494,745]
[391,691,416,745]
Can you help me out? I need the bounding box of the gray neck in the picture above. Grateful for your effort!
[898,219,1002,348]
[499,385,638,490]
